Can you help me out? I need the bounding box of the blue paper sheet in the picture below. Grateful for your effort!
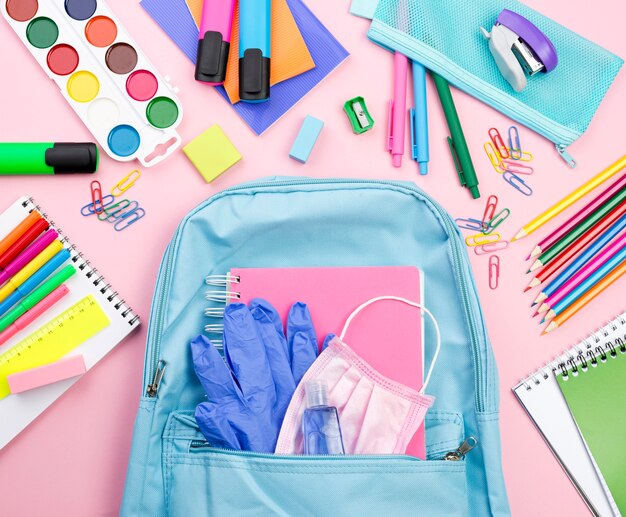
[140,0,349,135]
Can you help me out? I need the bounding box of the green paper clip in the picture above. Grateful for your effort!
[98,199,131,221]
[483,208,511,234]
[343,96,374,134]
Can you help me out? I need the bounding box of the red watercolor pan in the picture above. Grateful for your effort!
[47,43,79,75]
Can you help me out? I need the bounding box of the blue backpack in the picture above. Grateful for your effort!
[121,178,510,516]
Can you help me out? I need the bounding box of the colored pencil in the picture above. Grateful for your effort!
[526,205,626,292]
[537,233,626,315]
[543,260,626,334]
[0,211,41,256]
[527,214,626,301]
[529,188,626,271]
[528,174,626,258]
[513,155,626,241]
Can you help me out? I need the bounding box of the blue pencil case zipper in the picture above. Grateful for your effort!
[368,0,623,166]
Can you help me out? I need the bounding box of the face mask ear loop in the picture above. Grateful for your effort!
[339,296,441,394]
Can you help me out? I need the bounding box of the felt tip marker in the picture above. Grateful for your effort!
[239,0,271,102]
[0,143,98,175]
[195,0,236,85]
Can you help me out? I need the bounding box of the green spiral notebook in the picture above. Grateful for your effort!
[557,333,626,515]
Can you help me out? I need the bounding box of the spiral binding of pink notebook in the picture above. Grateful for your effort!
[206,266,426,457]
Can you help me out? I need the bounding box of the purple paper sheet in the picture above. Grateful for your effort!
[140,0,349,135]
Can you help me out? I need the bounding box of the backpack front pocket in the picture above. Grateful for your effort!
[162,411,469,516]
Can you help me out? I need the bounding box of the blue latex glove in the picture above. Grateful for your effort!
[191,298,318,452]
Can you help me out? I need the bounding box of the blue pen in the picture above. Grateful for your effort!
[547,246,626,320]
[410,61,429,175]
[239,0,271,103]
[536,215,626,305]
[0,248,70,317]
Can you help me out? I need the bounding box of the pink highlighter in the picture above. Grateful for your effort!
[195,0,237,85]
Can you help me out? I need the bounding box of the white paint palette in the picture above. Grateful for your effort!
[1,0,184,166]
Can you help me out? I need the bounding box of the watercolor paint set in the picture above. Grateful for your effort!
[1,0,183,166]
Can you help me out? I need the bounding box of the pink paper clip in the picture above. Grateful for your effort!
[488,255,500,290]
[474,241,509,255]
[481,195,498,228]
[488,128,509,159]
[504,160,533,175]
[90,180,104,214]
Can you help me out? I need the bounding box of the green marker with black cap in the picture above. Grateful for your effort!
[0,142,98,175]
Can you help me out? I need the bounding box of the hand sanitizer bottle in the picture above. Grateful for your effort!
[302,380,345,455]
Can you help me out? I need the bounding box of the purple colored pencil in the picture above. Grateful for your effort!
[530,173,626,258]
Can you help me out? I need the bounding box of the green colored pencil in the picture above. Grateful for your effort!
[530,187,626,271]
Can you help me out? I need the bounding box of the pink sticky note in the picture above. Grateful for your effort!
[8,356,86,394]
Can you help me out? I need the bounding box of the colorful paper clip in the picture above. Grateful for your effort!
[105,200,139,223]
[484,143,506,173]
[455,218,487,231]
[503,171,533,196]
[504,160,533,175]
[505,148,533,162]
[488,255,500,290]
[81,195,114,216]
[483,208,511,235]
[481,195,498,228]
[465,232,501,247]
[97,199,131,221]
[488,128,509,159]
[474,240,509,255]
[114,208,146,232]
[508,126,522,160]
[111,169,141,196]
[90,180,104,214]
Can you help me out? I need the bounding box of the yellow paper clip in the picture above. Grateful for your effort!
[484,143,506,173]
[465,232,501,247]
[505,148,533,162]
[111,169,141,196]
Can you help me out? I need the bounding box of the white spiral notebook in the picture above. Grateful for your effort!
[0,196,140,449]
[513,312,626,517]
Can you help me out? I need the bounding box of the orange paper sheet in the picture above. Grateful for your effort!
[186,0,315,104]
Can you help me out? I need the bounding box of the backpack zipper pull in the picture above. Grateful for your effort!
[444,437,478,461]
[147,360,166,397]
[555,144,577,168]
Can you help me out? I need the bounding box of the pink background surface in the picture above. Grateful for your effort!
[0,0,624,515]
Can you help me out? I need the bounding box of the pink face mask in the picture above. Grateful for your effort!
[275,296,441,455]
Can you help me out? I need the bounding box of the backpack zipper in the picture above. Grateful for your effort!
[144,180,489,412]
[368,23,579,167]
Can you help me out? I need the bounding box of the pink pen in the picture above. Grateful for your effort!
[388,52,409,168]
[543,232,626,310]
[195,0,237,85]
[0,284,69,346]
[0,229,58,286]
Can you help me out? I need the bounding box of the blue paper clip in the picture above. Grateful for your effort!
[455,218,486,231]
[508,126,522,160]
[98,199,130,221]
[503,171,533,196]
[114,208,146,231]
[81,195,115,216]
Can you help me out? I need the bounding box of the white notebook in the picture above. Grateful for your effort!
[0,196,140,449]
[513,312,626,517]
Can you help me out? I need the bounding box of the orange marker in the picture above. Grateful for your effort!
[0,211,41,256]
[543,260,626,334]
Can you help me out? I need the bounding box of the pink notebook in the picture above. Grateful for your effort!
[228,266,426,457]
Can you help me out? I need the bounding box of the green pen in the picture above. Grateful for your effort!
[431,73,480,199]
[0,265,75,332]
[0,143,98,175]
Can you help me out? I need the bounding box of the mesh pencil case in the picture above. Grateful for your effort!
[368,0,623,166]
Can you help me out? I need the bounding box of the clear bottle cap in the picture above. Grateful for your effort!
[305,380,328,408]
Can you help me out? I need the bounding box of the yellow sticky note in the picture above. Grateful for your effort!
[183,125,242,183]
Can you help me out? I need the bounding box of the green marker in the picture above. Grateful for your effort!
[432,73,480,199]
[0,265,75,332]
[0,142,98,175]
